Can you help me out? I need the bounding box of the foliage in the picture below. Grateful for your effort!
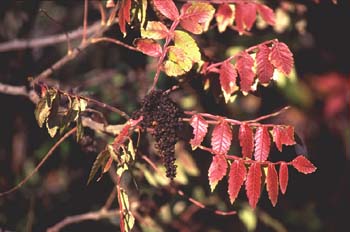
[1,0,332,231]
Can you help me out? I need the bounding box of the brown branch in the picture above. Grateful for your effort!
[0,21,102,52]
[0,83,28,97]
[244,106,291,123]
[141,155,237,216]
[46,208,119,232]
[91,37,140,52]
[0,82,127,134]
[82,0,88,44]
[31,19,117,85]
[0,127,77,197]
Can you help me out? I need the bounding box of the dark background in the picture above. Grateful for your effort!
[0,1,349,231]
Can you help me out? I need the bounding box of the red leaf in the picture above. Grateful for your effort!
[216,4,235,33]
[118,0,132,35]
[236,51,255,93]
[239,124,254,159]
[103,156,113,173]
[256,4,275,25]
[219,61,237,101]
[279,162,288,194]
[135,39,162,57]
[266,164,279,207]
[254,126,271,162]
[211,120,232,155]
[180,2,215,34]
[270,42,294,75]
[208,154,228,191]
[235,3,257,33]
[292,155,317,174]
[272,126,296,152]
[142,21,169,40]
[256,44,274,84]
[189,114,208,149]
[228,160,246,204]
[245,163,262,209]
[153,0,179,20]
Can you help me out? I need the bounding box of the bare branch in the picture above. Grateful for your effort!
[0,127,77,197]
[82,0,88,44]
[0,83,28,97]
[91,37,140,52]
[46,208,118,232]
[0,21,101,52]
[31,19,117,85]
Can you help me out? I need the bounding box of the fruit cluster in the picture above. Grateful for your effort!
[133,90,183,179]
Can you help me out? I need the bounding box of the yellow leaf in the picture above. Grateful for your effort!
[174,30,201,63]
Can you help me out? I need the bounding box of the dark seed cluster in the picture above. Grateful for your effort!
[132,90,183,180]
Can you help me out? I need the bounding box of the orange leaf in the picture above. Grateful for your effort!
[256,44,274,84]
[189,114,208,149]
[279,162,289,194]
[239,124,254,159]
[245,163,262,209]
[153,0,179,20]
[254,126,271,162]
[180,2,215,34]
[270,42,294,75]
[216,4,235,33]
[272,126,296,152]
[266,164,279,207]
[135,39,162,57]
[236,51,255,93]
[228,160,246,204]
[208,154,228,191]
[211,120,232,155]
[235,3,256,33]
[257,4,275,26]
[292,155,317,174]
[219,61,237,102]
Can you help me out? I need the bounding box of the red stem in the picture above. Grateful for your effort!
[150,19,180,92]
[198,145,292,166]
[184,105,289,128]
[205,39,277,73]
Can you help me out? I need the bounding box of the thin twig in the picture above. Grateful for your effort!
[103,186,118,210]
[0,21,102,52]
[82,0,88,44]
[0,82,128,132]
[46,208,118,232]
[97,1,106,25]
[0,83,28,97]
[91,37,140,52]
[39,8,72,54]
[244,106,291,123]
[150,18,180,92]
[0,127,77,197]
[31,18,117,85]
[198,145,293,166]
[141,155,237,216]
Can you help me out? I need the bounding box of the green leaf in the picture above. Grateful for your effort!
[46,92,61,138]
[164,46,192,77]
[34,88,57,128]
[127,139,136,160]
[87,149,110,185]
[174,30,201,63]
[137,0,147,28]
[76,115,84,142]
[120,188,135,232]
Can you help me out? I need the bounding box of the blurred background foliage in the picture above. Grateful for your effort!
[0,0,349,231]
